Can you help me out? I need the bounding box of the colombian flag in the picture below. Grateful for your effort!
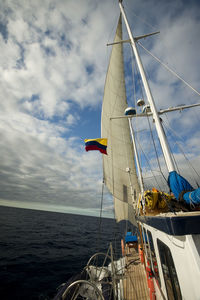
[84,138,107,155]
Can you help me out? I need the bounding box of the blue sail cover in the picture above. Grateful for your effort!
[183,188,200,205]
[168,171,193,200]
[168,171,200,205]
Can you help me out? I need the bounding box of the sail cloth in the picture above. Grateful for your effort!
[101,15,140,225]
[85,138,107,155]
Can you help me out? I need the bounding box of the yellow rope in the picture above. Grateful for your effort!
[144,189,173,210]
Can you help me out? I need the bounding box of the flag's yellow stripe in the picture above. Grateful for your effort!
[84,138,107,146]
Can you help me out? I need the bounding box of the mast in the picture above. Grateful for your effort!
[119,1,176,173]
[128,118,144,194]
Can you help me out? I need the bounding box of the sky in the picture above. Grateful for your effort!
[0,0,200,218]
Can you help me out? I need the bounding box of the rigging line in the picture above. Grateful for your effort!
[163,118,200,185]
[130,45,148,184]
[164,115,200,178]
[121,122,130,227]
[132,111,167,189]
[161,121,180,174]
[131,47,154,172]
[97,249,111,284]
[130,45,148,193]
[129,43,146,108]
[135,135,163,190]
[129,43,138,111]
[113,222,118,261]
[123,2,158,31]
[164,112,199,151]
[142,54,169,184]
[131,50,137,108]
[177,145,200,187]
[164,113,186,144]
[130,55,167,189]
[138,42,200,97]
[130,47,143,197]
[98,179,104,248]
[106,9,120,61]
[115,222,123,261]
[133,49,146,103]
[147,114,168,184]
[130,46,141,169]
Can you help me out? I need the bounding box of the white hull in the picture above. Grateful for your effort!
[139,220,200,299]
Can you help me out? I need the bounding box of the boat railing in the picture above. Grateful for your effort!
[55,243,124,300]
[61,279,105,300]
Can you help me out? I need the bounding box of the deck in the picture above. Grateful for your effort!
[123,246,150,300]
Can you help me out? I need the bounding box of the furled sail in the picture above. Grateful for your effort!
[101,15,140,225]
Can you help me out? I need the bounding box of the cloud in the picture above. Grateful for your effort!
[0,0,199,216]
[0,0,115,214]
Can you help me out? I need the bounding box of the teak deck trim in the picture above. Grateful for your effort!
[123,246,150,300]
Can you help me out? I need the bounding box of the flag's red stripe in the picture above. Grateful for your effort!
[85,145,107,155]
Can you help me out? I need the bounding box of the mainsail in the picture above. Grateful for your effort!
[101,15,140,224]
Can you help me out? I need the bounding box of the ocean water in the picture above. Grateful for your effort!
[0,206,125,300]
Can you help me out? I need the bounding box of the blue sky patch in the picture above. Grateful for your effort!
[86,64,94,75]
[0,21,8,41]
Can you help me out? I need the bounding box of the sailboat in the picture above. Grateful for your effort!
[54,0,200,299]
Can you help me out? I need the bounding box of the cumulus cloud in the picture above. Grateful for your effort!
[0,0,199,216]
[0,0,118,215]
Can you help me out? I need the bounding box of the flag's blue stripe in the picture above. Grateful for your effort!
[85,141,107,151]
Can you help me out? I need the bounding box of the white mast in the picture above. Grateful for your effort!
[119,1,176,173]
[128,118,144,194]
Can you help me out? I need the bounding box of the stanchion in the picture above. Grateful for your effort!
[138,244,144,264]
[146,261,156,299]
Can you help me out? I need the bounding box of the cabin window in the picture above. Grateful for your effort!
[147,230,161,285]
[141,227,149,264]
[123,185,128,203]
[134,189,136,201]
[141,226,147,249]
[157,239,182,300]
[144,228,151,258]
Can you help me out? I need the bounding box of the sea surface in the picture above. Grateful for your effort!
[0,206,125,300]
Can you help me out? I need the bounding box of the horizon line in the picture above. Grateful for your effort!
[0,199,114,219]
